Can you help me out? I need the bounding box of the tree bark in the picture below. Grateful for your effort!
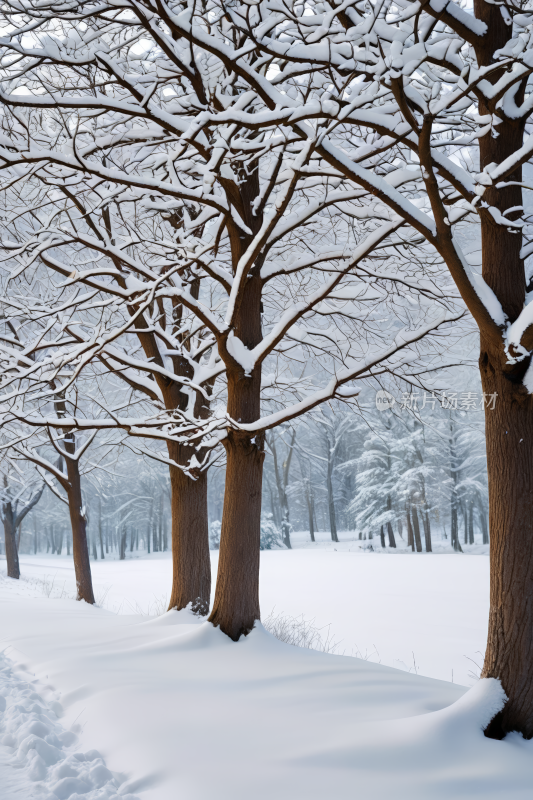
[380,525,386,548]
[406,508,414,552]
[307,489,316,543]
[423,510,432,553]
[480,340,533,738]
[468,501,474,545]
[209,265,264,640]
[387,521,396,548]
[208,432,264,639]
[167,452,211,616]
[3,478,44,579]
[411,505,423,553]
[3,509,19,579]
[386,495,396,547]
[98,498,105,559]
[63,442,95,604]
[450,503,462,553]
[327,457,339,543]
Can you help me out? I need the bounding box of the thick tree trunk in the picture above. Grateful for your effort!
[208,432,264,639]
[63,445,95,604]
[481,341,533,738]
[4,510,19,579]
[167,452,211,616]
[380,525,386,548]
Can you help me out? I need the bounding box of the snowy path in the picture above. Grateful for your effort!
[0,651,140,800]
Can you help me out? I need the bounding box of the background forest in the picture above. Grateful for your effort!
[1,381,489,558]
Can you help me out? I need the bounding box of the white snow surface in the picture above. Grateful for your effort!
[1,548,533,799]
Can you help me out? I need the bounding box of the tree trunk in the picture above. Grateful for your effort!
[386,496,396,547]
[387,521,396,548]
[327,459,339,543]
[307,488,315,543]
[406,508,414,551]
[209,431,264,640]
[411,505,423,553]
[146,499,152,554]
[477,495,489,545]
[3,508,19,579]
[380,525,386,548]
[480,339,533,738]
[450,502,462,553]
[158,493,163,552]
[63,444,95,604]
[98,498,105,559]
[167,452,211,616]
[468,501,474,545]
[423,510,432,553]
[270,435,293,549]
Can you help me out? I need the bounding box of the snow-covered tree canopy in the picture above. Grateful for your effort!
[0,0,466,467]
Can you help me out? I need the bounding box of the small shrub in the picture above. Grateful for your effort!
[260,514,285,550]
[263,611,342,654]
[210,515,284,551]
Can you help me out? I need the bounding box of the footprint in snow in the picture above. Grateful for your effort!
[0,651,140,800]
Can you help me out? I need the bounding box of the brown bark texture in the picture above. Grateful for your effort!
[480,340,533,739]
[63,444,95,605]
[167,448,211,616]
[208,432,264,640]
[468,0,533,739]
[2,480,44,580]
[209,258,265,639]
[3,512,19,579]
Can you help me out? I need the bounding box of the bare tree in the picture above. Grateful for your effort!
[0,466,44,579]
[0,0,464,642]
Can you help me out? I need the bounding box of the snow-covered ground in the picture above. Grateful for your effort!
[1,543,532,799]
[16,540,488,685]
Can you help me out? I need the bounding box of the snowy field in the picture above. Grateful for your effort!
[1,542,532,799]
[15,533,489,685]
